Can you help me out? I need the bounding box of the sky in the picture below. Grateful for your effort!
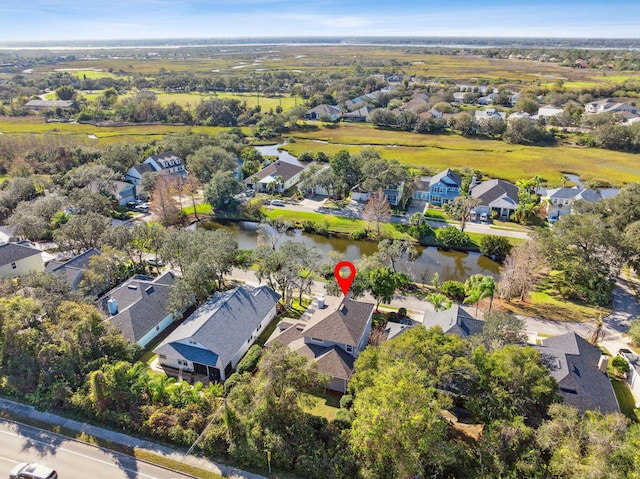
[0,0,638,43]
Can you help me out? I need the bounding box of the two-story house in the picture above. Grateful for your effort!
[154,285,280,382]
[412,169,462,206]
[542,187,602,221]
[350,181,408,208]
[0,242,45,279]
[126,151,187,185]
[244,160,305,193]
[267,295,374,393]
[470,179,520,220]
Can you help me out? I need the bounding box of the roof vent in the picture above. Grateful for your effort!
[127,284,138,290]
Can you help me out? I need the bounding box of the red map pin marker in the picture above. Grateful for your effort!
[334,261,357,296]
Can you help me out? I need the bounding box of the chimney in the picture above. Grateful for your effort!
[316,295,325,309]
[107,297,118,316]
[598,355,609,373]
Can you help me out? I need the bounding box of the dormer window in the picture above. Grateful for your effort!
[345,345,353,353]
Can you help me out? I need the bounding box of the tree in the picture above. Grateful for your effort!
[367,267,405,310]
[151,175,183,226]
[464,274,496,317]
[536,404,628,479]
[426,292,450,311]
[53,212,111,254]
[451,195,481,232]
[481,311,527,350]
[80,246,130,294]
[479,235,513,262]
[498,240,543,302]
[203,170,242,211]
[453,112,478,136]
[55,85,75,101]
[628,320,640,346]
[611,356,630,376]
[377,239,417,272]
[362,188,391,236]
[469,345,558,424]
[436,226,470,248]
[186,145,238,184]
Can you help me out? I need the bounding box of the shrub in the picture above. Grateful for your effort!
[612,356,630,376]
[440,280,466,301]
[224,372,243,395]
[301,220,316,233]
[351,228,367,240]
[236,344,263,374]
[387,311,399,322]
[436,226,470,248]
[627,320,640,346]
[423,209,447,220]
[479,235,513,262]
[339,394,354,409]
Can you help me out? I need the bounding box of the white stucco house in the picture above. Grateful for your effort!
[0,242,45,279]
[126,151,187,185]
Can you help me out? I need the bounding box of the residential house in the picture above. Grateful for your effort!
[100,272,179,347]
[419,108,443,120]
[535,332,619,413]
[452,92,467,104]
[402,93,430,113]
[478,94,499,105]
[412,176,432,201]
[45,248,101,291]
[24,99,73,111]
[422,304,484,338]
[89,179,136,206]
[350,181,408,208]
[244,160,305,193]
[542,187,602,221]
[267,295,374,393]
[0,225,21,244]
[585,98,638,115]
[342,106,373,122]
[126,151,187,185]
[536,105,564,118]
[475,109,506,123]
[0,242,45,279]
[423,168,462,206]
[155,285,280,382]
[304,104,342,121]
[507,111,534,123]
[470,179,520,220]
[619,350,640,407]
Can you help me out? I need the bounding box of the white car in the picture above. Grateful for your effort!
[480,212,488,222]
[270,199,285,207]
[10,463,58,479]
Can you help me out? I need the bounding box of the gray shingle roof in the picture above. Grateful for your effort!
[546,187,602,202]
[100,272,176,343]
[422,304,484,338]
[0,242,42,266]
[25,99,73,108]
[535,332,619,414]
[45,248,101,290]
[131,163,157,176]
[470,179,519,206]
[155,285,280,368]
[303,298,374,346]
[429,169,462,188]
[244,160,304,183]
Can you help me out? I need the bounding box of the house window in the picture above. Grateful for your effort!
[248,337,251,343]
[564,200,569,205]
[10,262,17,270]
[256,325,261,332]
[189,339,196,345]
[156,325,160,331]
[177,359,188,367]
[346,345,353,353]
[159,354,166,359]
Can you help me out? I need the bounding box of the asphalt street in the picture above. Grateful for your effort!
[0,420,192,479]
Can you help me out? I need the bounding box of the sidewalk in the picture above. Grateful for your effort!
[0,397,266,479]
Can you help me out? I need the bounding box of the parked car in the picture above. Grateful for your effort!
[480,212,488,222]
[470,211,477,221]
[10,463,58,479]
[270,199,285,207]
[146,257,165,267]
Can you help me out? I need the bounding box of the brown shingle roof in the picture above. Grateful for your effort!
[303,298,374,346]
[244,160,304,183]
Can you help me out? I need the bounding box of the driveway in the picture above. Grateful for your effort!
[604,276,640,333]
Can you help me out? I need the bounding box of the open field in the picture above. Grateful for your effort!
[43,46,640,84]
[285,123,640,186]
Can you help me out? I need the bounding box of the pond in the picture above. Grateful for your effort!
[254,142,302,166]
[199,220,500,283]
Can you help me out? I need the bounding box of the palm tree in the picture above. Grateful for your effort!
[427,292,451,312]
[464,274,496,318]
[560,174,569,188]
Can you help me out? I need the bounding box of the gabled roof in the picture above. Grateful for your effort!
[535,332,619,414]
[303,298,374,346]
[155,285,280,368]
[429,168,462,188]
[545,187,602,202]
[25,99,73,108]
[100,272,176,343]
[45,248,101,289]
[306,104,341,116]
[0,242,42,266]
[422,304,484,338]
[470,179,519,207]
[129,162,156,176]
[343,106,373,118]
[148,151,182,165]
[244,160,304,184]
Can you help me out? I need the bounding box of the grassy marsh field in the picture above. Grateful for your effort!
[285,124,640,186]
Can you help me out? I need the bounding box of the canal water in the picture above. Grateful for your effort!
[200,220,500,283]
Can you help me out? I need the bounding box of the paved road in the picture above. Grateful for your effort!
[0,420,192,479]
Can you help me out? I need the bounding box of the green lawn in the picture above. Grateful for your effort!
[609,371,638,421]
[301,391,341,421]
